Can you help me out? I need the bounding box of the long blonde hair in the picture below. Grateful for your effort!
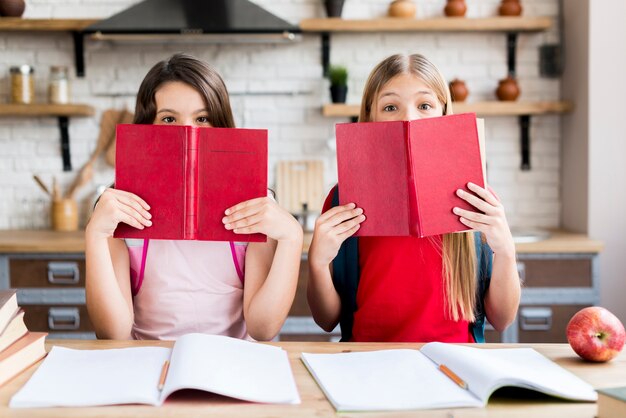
[359,53,477,322]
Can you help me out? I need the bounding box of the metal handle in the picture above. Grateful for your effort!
[48,307,80,330]
[519,307,552,331]
[516,261,526,284]
[47,262,80,285]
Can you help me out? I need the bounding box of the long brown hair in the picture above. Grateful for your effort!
[134,53,235,128]
[360,53,478,322]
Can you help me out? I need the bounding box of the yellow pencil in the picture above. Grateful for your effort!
[438,364,468,390]
[158,360,170,391]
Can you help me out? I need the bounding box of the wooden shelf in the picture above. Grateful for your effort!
[322,101,574,118]
[0,103,95,117]
[0,104,95,171]
[0,18,97,31]
[300,17,552,33]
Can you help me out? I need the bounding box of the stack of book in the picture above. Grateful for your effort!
[0,290,47,387]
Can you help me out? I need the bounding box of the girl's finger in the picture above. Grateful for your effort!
[466,182,500,207]
[453,207,490,225]
[233,220,264,235]
[225,197,268,216]
[118,211,146,230]
[456,188,496,215]
[316,203,356,223]
[333,215,366,235]
[324,207,363,228]
[113,193,152,220]
[223,203,263,225]
[117,204,152,227]
[111,189,151,211]
[337,223,361,241]
[224,212,264,230]
[459,216,484,232]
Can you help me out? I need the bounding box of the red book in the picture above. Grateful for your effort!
[114,124,267,242]
[336,113,485,237]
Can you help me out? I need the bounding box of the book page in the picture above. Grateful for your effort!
[421,342,597,404]
[160,333,300,405]
[301,349,481,412]
[10,346,170,408]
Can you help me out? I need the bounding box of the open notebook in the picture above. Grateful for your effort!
[10,333,300,408]
[302,342,597,412]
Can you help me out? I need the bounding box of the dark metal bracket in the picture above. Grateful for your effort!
[58,116,72,171]
[520,115,531,170]
[72,31,85,78]
[322,32,330,77]
[507,32,518,77]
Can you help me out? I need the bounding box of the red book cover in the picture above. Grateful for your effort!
[114,124,267,242]
[336,113,484,237]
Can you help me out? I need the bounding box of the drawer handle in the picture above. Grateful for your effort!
[520,307,552,331]
[48,307,80,330]
[516,261,526,284]
[47,262,80,285]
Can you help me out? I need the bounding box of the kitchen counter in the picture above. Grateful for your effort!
[0,229,604,254]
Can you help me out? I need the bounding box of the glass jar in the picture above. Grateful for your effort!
[10,65,35,104]
[48,66,70,104]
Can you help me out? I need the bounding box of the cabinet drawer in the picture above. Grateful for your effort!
[10,258,85,287]
[517,258,592,287]
[517,304,590,343]
[22,304,94,333]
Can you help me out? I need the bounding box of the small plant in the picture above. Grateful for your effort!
[328,65,348,87]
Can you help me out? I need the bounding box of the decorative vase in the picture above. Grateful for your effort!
[0,0,26,17]
[388,0,416,18]
[330,85,348,103]
[444,0,467,17]
[496,76,520,101]
[449,79,469,102]
[324,0,345,18]
[498,0,523,17]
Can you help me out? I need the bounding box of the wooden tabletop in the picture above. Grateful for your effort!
[0,229,604,254]
[0,340,624,417]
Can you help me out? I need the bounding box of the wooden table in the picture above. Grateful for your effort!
[1,340,625,417]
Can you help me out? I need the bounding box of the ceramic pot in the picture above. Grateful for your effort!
[496,76,520,101]
[388,0,416,18]
[330,85,348,103]
[0,0,26,17]
[498,0,523,17]
[449,79,469,102]
[444,0,467,17]
[324,0,345,18]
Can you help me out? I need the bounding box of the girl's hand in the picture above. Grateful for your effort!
[453,182,515,257]
[308,203,365,269]
[86,188,152,239]
[223,197,302,242]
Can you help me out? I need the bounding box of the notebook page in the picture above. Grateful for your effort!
[159,333,300,405]
[301,349,481,411]
[421,343,597,404]
[10,346,169,408]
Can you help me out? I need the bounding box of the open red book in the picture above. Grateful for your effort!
[336,113,485,237]
[114,124,267,242]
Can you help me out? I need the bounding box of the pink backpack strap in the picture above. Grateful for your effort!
[229,241,245,284]
[131,239,150,296]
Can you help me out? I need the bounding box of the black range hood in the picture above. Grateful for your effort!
[84,0,301,40]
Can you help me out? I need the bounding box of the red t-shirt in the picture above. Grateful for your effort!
[323,188,473,343]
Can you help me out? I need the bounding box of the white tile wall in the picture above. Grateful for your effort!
[0,0,562,229]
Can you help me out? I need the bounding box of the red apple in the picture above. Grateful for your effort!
[566,307,625,362]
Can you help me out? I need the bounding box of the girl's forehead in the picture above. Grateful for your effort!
[378,73,435,96]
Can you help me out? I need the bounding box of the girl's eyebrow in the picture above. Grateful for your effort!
[156,108,178,114]
[193,108,209,114]
[379,90,435,99]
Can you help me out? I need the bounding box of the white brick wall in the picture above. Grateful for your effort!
[0,0,563,230]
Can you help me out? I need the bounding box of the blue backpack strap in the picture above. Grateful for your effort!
[470,232,493,343]
[330,186,360,342]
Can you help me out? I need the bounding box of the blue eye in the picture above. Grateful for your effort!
[383,105,397,112]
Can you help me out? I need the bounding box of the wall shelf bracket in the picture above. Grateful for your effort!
[58,116,72,171]
[520,114,531,170]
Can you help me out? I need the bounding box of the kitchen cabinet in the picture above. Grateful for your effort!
[0,230,93,339]
[283,231,603,343]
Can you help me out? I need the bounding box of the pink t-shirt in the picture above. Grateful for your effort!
[126,239,249,340]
